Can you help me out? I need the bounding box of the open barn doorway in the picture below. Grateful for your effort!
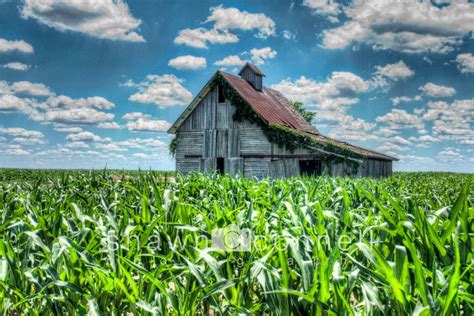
[216,157,225,174]
[299,160,322,176]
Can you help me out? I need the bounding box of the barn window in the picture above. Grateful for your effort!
[218,84,225,103]
[299,160,321,176]
[216,157,225,174]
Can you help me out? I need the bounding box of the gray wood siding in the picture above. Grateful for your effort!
[244,158,270,179]
[269,159,300,178]
[240,128,271,155]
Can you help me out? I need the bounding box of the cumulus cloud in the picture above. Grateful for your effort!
[321,0,474,54]
[36,107,115,124]
[421,99,474,143]
[0,127,44,139]
[205,5,276,38]
[12,137,45,145]
[419,83,456,98]
[128,74,192,107]
[214,46,277,68]
[391,95,422,106]
[168,55,207,70]
[376,109,424,131]
[6,147,30,156]
[0,94,32,113]
[249,47,277,65]
[2,62,30,71]
[54,126,83,133]
[21,0,144,42]
[174,28,238,49]
[174,5,275,48]
[214,55,247,67]
[122,111,171,132]
[126,118,172,132]
[66,131,110,142]
[0,80,53,97]
[122,112,149,120]
[272,71,369,110]
[97,122,121,129]
[0,38,34,54]
[455,53,474,74]
[374,60,414,81]
[303,0,341,21]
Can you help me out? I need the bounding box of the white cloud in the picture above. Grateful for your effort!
[0,38,34,54]
[391,95,421,105]
[455,53,474,74]
[422,99,474,143]
[214,55,246,67]
[66,131,110,142]
[133,152,152,159]
[45,95,113,110]
[168,55,207,70]
[4,93,118,125]
[174,28,238,49]
[376,109,424,131]
[2,62,30,71]
[54,126,83,133]
[97,122,121,129]
[0,127,44,138]
[126,118,172,132]
[214,46,277,68]
[0,94,32,113]
[283,30,296,40]
[95,142,128,152]
[35,107,115,124]
[321,0,474,54]
[374,60,414,81]
[272,71,369,110]
[21,0,144,42]
[129,74,192,108]
[419,83,456,98]
[303,0,341,20]
[12,137,44,145]
[123,113,172,133]
[391,136,412,146]
[6,147,30,156]
[0,80,53,96]
[174,5,275,48]
[64,141,89,149]
[205,5,276,38]
[250,47,277,65]
[122,112,149,120]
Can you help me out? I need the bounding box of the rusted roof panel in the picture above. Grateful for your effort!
[221,72,318,135]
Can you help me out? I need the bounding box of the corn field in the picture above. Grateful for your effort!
[0,170,472,315]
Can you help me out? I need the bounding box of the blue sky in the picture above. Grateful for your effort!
[0,0,473,172]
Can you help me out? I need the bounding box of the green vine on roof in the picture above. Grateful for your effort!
[215,72,362,173]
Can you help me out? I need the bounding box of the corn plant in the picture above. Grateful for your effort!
[0,170,472,315]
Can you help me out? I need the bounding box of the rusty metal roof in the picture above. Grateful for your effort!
[220,71,397,161]
[220,72,318,135]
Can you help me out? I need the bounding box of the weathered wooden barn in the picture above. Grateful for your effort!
[168,63,397,179]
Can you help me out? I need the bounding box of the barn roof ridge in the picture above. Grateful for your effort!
[168,70,398,161]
